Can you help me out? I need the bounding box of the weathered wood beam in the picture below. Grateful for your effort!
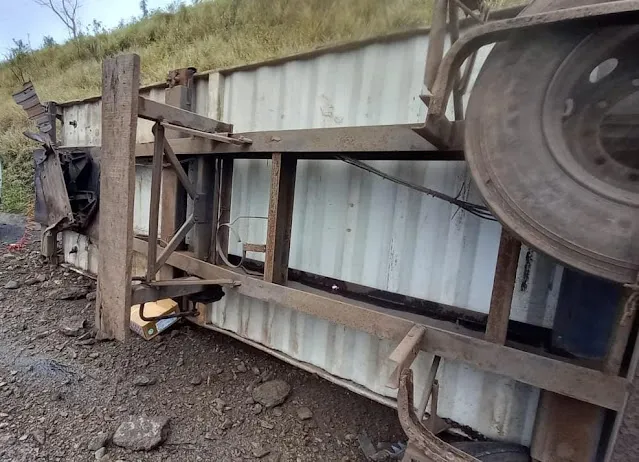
[133,125,464,160]
[387,325,426,388]
[146,123,164,282]
[264,154,297,284]
[96,54,140,341]
[138,96,232,133]
[531,393,603,462]
[604,289,638,375]
[485,230,521,344]
[132,237,630,411]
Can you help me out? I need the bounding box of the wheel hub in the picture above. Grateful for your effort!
[464,1,639,283]
[544,27,639,206]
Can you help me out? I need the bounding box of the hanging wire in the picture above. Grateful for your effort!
[215,215,268,275]
[337,156,497,221]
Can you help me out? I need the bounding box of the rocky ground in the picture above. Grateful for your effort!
[0,219,405,461]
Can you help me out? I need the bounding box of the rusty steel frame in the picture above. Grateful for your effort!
[146,123,199,282]
[397,369,476,462]
[132,237,631,412]
[89,25,639,457]
[416,0,639,149]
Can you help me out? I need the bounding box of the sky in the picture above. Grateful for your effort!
[0,0,177,53]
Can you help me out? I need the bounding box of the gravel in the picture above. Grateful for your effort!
[0,233,404,461]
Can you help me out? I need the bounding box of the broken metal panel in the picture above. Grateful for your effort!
[12,82,54,137]
[61,100,101,146]
[34,148,74,228]
[62,231,98,274]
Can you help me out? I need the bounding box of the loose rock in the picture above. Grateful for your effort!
[59,317,86,337]
[0,292,4,301]
[190,375,202,386]
[296,407,313,421]
[87,432,110,451]
[252,444,270,458]
[252,380,291,409]
[213,398,226,411]
[95,446,107,460]
[112,416,170,451]
[133,375,156,387]
[253,403,263,415]
[260,420,275,430]
[4,281,19,290]
[86,291,97,301]
[49,286,90,300]
[32,429,46,445]
[237,361,247,373]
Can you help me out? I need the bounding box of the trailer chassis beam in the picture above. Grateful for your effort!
[132,237,631,413]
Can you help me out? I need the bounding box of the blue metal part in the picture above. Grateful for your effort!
[552,269,622,359]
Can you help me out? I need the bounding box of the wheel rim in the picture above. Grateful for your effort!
[543,26,639,207]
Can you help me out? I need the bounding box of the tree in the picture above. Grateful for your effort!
[5,39,32,83]
[32,0,81,39]
[42,35,56,48]
[89,19,105,35]
[140,0,149,17]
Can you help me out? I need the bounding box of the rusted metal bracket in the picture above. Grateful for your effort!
[160,121,252,145]
[135,278,238,321]
[416,356,442,421]
[398,369,478,462]
[147,122,200,281]
[131,276,239,305]
[422,380,449,435]
[388,325,427,389]
[417,0,639,149]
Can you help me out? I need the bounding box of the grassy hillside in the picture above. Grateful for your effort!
[0,0,515,214]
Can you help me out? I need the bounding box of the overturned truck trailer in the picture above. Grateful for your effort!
[17,1,639,461]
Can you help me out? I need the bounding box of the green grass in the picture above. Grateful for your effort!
[0,0,521,214]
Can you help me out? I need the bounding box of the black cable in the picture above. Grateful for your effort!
[338,156,497,221]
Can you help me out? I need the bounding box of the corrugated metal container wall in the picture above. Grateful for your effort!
[56,31,567,446]
[210,35,555,445]
[221,39,561,328]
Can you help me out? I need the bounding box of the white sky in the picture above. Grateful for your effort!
[0,0,178,53]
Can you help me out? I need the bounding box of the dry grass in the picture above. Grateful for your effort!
[0,0,521,213]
